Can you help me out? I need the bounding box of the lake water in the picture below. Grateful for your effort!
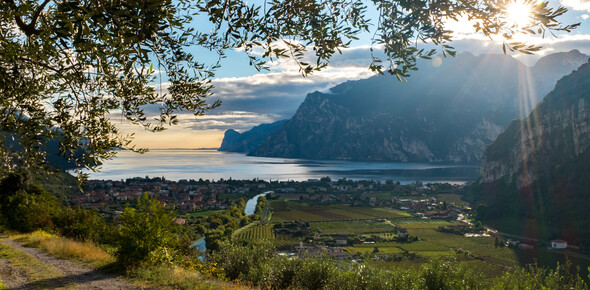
[85,149,479,184]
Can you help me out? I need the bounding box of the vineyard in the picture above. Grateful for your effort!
[344,219,519,276]
[271,201,411,222]
[311,221,396,235]
[231,199,521,278]
[233,224,300,248]
[234,224,275,241]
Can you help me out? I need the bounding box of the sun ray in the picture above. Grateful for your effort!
[505,0,534,28]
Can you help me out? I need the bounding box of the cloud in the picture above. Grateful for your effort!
[114,32,590,149]
[437,33,590,65]
[186,111,282,131]
[209,54,378,121]
[560,0,590,12]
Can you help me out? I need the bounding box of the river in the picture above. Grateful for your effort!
[191,192,269,254]
[245,192,271,215]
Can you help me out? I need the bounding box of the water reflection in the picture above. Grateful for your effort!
[84,149,479,183]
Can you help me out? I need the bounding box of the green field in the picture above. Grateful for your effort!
[345,219,519,275]
[271,200,411,222]
[234,224,275,241]
[264,199,522,278]
[311,221,396,234]
[233,224,300,248]
[436,193,468,205]
[346,246,406,255]
[185,210,220,217]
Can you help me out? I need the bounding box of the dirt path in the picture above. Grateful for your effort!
[0,237,141,289]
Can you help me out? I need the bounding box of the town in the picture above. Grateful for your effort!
[77,176,463,219]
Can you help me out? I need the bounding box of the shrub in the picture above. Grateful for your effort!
[54,206,116,244]
[208,240,276,282]
[116,193,180,266]
[4,186,61,232]
[420,258,482,290]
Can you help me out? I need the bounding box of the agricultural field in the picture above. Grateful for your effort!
[259,199,522,279]
[311,221,396,235]
[234,224,275,241]
[346,219,519,276]
[233,224,300,248]
[346,246,406,255]
[436,193,468,205]
[270,200,411,222]
[185,210,220,217]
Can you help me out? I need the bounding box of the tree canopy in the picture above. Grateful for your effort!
[0,0,578,174]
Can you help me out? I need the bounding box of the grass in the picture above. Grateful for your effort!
[11,230,115,268]
[234,224,299,248]
[130,264,240,290]
[234,224,275,241]
[341,219,520,278]
[0,241,62,284]
[436,193,467,205]
[3,231,241,289]
[186,210,220,217]
[346,246,406,255]
[271,202,411,222]
[311,221,395,234]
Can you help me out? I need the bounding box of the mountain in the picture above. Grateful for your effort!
[3,133,79,170]
[472,59,590,247]
[250,51,588,163]
[218,120,287,153]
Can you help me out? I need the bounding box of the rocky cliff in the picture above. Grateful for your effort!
[480,59,590,186]
[218,120,287,153]
[474,59,590,246]
[250,51,588,163]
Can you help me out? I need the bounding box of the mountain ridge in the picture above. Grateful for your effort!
[218,120,287,153]
[247,51,588,163]
[472,58,590,246]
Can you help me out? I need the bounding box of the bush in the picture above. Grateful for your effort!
[54,206,116,244]
[0,172,61,233]
[420,258,482,290]
[208,240,276,282]
[116,193,181,266]
[3,186,61,232]
[493,262,587,290]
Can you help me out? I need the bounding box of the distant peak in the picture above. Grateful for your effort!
[568,49,582,55]
[224,129,240,136]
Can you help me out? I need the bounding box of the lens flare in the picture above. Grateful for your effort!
[505,1,533,28]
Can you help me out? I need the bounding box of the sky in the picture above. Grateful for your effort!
[119,0,590,149]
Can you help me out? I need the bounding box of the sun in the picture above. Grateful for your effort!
[505,0,534,28]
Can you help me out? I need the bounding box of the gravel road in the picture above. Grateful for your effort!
[0,237,140,289]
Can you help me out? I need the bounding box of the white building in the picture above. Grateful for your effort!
[551,239,568,249]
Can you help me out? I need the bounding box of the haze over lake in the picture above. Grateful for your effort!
[85,149,479,184]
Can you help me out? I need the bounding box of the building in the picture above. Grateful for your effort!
[397,227,409,238]
[334,235,348,245]
[551,239,568,249]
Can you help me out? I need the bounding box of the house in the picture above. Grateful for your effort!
[397,228,409,238]
[325,247,348,259]
[369,196,377,206]
[551,239,568,249]
[333,235,348,245]
[506,239,520,247]
[295,242,348,259]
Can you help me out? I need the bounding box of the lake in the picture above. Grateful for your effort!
[85,149,479,184]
